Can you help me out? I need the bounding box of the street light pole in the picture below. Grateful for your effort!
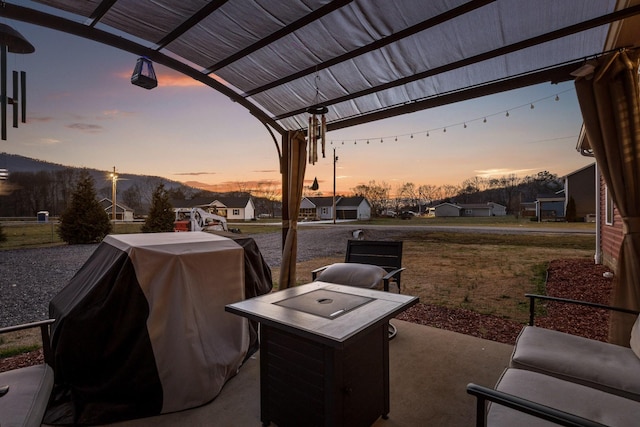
[333,148,338,224]
[110,166,118,221]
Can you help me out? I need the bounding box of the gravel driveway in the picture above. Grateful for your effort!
[1,227,401,327]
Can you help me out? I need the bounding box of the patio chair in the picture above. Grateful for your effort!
[312,240,405,293]
[0,319,55,427]
[312,240,405,339]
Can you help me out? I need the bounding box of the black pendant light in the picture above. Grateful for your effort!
[131,56,158,89]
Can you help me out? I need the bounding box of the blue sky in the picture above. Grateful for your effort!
[1,15,593,195]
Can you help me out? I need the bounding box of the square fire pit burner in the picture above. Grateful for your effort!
[274,289,373,319]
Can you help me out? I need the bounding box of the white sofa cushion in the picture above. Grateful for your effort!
[510,326,640,401]
[316,263,386,289]
[630,315,640,359]
[488,368,640,426]
[0,364,54,427]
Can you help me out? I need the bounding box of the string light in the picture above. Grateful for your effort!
[331,89,572,146]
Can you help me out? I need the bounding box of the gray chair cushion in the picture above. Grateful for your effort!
[0,364,54,427]
[488,368,640,427]
[316,263,386,289]
[630,315,640,359]
[510,326,640,401]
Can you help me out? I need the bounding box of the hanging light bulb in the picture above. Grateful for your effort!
[380,138,383,143]
[555,94,560,101]
[483,117,487,123]
[367,140,370,144]
[394,137,397,142]
[530,104,535,109]
[464,123,467,128]
[426,131,429,137]
[354,140,357,145]
[505,111,509,117]
[443,127,446,133]
[410,134,413,138]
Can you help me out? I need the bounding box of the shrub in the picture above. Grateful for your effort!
[565,196,577,222]
[58,170,112,244]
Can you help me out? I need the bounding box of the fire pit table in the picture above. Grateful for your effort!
[226,281,418,427]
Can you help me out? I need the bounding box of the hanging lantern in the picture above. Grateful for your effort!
[306,105,327,165]
[131,56,158,89]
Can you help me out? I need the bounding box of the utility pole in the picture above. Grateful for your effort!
[333,148,338,224]
[110,166,118,221]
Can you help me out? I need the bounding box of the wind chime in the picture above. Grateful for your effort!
[0,23,34,141]
[306,74,327,165]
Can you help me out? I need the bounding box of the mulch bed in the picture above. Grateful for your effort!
[0,258,615,371]
[396,258,614,345]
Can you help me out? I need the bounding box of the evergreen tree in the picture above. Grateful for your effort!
[142,183,175,232]
[565,196,578,222]
[58,170,112,244]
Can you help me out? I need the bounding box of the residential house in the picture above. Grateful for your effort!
[300,197,334,220]
[336,196,371,220]
[172,195,256,221]
[535,194,565,221]
[433,202,507,217]
[562,163,596,222]
[99,198,134,221]
[211,196,255,221]
[299,196,371,220]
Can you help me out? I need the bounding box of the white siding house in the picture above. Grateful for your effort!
[434,202,507,217]
[300,196,371,220]
[211,196,255,221]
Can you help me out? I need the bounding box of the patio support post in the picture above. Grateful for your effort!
[279,130,307,289]
[575,49,640,345]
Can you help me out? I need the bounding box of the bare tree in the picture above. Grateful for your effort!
[398,182,419,211]
[352,180,390,216]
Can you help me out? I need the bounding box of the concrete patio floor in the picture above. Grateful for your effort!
[84,320,513,427]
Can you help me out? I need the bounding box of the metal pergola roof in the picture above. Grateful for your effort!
[2,0,640,137]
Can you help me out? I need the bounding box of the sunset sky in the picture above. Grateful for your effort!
[0,15,593,196]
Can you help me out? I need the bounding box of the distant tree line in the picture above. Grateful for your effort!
[350,171,563,216]
[0,168,283,219]
[0,167,562,219]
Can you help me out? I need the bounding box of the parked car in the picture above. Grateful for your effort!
[381,210,397,218]
[399,211,414,219]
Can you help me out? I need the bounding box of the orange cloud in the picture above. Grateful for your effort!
[118,69,203,88]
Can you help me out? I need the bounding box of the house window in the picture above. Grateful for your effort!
[233,209,240,216]
[321,207,328,214]
[605,186,614,226]
[465,209,473,215]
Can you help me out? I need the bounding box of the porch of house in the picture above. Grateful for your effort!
[92,320,513,427]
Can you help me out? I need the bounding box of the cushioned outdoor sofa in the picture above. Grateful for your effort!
[467,294,640,426]
[0,319,55,427]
